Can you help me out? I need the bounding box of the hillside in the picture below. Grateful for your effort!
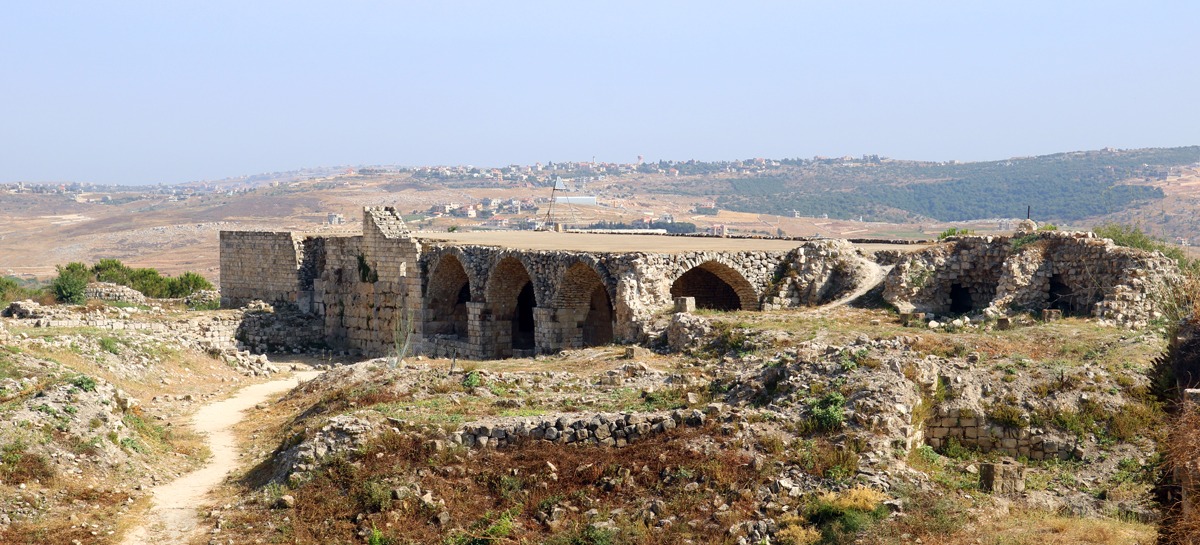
[2,146,1198,283]
[715,147,1199,223]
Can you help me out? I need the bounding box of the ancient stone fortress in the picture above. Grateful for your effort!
[219,209,1178,359]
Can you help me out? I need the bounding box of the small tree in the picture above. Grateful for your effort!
[51,263,91,304]
[92,258,132,285]
[166,272,214,298]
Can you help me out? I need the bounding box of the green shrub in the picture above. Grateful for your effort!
[98,337,121,354]
[356,479,392,512]
[0,440,55,484]
[52,262,90,304]
[937,227,973,240]
[1094,223,1195,271]
[0,276,43,305]
[809,392,846,432]
[447,508,519,545]
[166,271,214,298]
[367,527,393,545]
[1009,233,1042,252]
[986,399,1028,429]
[462,370,483,389]
[545,524,615,545]
[70,374,98,392]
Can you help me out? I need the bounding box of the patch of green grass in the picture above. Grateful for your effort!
[69,374,97,392]
[98,337,121,354]
[461,370,483,389]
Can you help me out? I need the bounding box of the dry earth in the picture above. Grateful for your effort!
[119,369,320,545]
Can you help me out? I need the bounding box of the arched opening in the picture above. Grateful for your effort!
[552,262,616,348]
[486,257,539,357]
[583,285,614,346]
[1048,274,1079,315]
[513,282,536,350]
[671,262,757,311]
[425,254,471,338]
[948,283,973,314]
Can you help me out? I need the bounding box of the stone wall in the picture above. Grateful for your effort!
[85,282,147,305]
[763,240,875,309]
[884,232,1180,327]
[220,231,307,308]
[924,407,1073,461]
[450,407,713,449]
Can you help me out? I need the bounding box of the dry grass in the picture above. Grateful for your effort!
[864,491,1154,545]
[0,482,135,545]
[973,509,1156,545]
[220,424,764,545]
[1163,402,1200,543]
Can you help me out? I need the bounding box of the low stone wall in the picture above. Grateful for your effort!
[924,407,1073,461]
[236,307,327,354]
[450,407,713,449]
[85,282,147,305]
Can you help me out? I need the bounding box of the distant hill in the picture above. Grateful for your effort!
[715,146,1200,222]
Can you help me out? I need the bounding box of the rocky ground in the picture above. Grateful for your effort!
[0,300,324,544]
[206,306,1164,545]
[0,299,1171,545]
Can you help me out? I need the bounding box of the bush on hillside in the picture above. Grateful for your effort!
[1093,223,1195,272]
[51,262,91,304]
[46,259,215,303]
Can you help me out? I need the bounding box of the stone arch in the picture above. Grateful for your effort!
[1046,273,1099,316]
[486,256,539,357]
[671,261,758,311]
[425,254,471,339]
[552,262,615,347]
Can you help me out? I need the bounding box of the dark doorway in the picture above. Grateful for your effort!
[948,283,973,314]
[512,282,536,350]
[582,285,614,346]
[671,267,742,310]
[1048,275,1072,314]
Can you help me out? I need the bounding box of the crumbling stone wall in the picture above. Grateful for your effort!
[884,236,1008,315]
[884,232,1179,327]
[763,240,875,309]
[85,282,147,305]
[925,407,1073,461]
[314,210,423,356]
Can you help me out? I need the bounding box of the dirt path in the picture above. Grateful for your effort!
[818,262,891,310]
[120,370,320,545]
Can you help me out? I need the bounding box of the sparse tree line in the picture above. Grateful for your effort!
[1,258,213,306]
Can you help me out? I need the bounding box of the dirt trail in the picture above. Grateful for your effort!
[819,262,891,310]
[120,370,320,545]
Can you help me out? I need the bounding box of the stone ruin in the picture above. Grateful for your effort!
[218,208,1180,359]
[883,230,1180,328]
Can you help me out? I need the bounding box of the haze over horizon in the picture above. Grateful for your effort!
[3,1,1198,185]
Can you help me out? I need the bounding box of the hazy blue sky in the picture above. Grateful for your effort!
[3,1,1198,185]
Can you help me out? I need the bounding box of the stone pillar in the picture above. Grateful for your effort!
[533,307,556,354]
[466,302,490,360]
[979,460,1026,496]
[674,297,696,313]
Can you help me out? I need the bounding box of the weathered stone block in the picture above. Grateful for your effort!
[979,460,1026,496]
